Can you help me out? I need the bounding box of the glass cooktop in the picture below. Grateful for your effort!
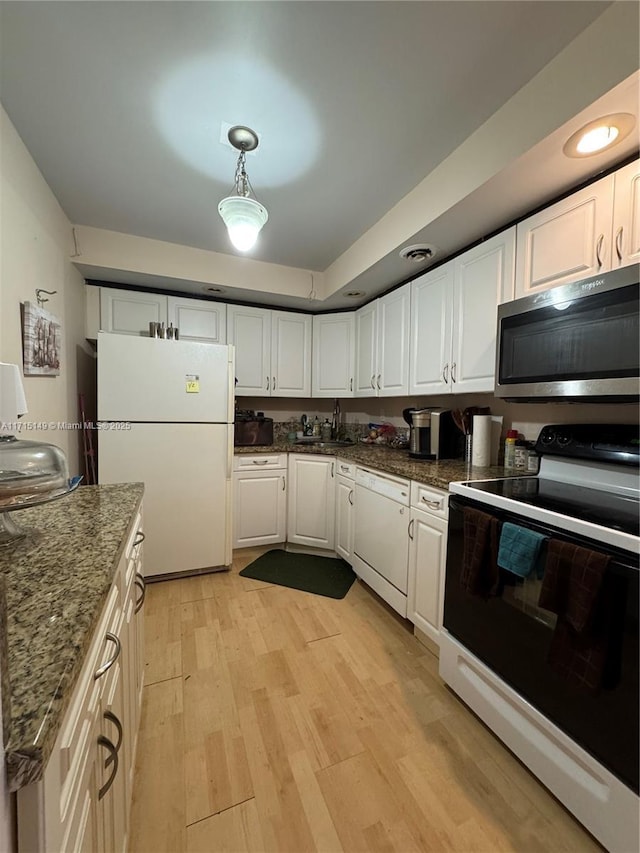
[465,477,640,537]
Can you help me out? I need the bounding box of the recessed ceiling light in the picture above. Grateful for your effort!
[563,113,635,158]
[203,286,225,294]
[399,243,436,262]
[345,290,365,298]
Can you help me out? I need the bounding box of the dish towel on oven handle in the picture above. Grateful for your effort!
[538,539,612,691]
[461,506,501,597]
[497,522,547,578]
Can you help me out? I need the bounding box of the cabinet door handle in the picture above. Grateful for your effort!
[133,530,145,549]
[348,489,354,506]
[272,376,276,391]
[94,632,121,680]
[103,710,123,760]
[97,736,119,800]
[350,377,353,392]
[331,463,334,478]
[370,374,376,390]
[595,233,605,269]
[252,459,268,465]
[376,374,381,390]
[340,464,350,473]
[421,496,442,509]
[451,362,457,383]
[135,574,146,613]
[615,226,624,262]
[408,518,415,540]
[266,376,270,391]
[282,475,286,491]
[442,363,449,384]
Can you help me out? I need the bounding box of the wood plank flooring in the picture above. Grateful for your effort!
[129,547,602,853]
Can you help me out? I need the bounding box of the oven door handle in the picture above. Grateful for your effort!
[449,496,640,576]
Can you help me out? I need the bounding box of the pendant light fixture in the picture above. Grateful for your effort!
[218,126,268,252]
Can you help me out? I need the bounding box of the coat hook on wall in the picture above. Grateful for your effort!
[35,289,57,307]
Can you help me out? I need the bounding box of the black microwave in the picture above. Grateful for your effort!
[495,265,639,402]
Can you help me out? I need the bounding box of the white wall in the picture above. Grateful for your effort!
[0,104,93,853]
[1,104,92,475]
[73,225,326,303]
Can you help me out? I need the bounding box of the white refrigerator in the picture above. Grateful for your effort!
[97,332,234,579]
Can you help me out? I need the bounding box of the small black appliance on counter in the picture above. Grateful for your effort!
[234,410,274,446]
[402,408,463,460]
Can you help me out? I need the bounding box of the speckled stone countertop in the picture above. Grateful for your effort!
[0,482,144,792]
[235,441,513,489]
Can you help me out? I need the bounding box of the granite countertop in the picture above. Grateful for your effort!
[0,482,144,792]
[235,441,512,489]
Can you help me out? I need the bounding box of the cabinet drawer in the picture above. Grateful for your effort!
[410,482,448,518]
[57,583,120,810]
[335,459,355,479]
[233,453,287,470]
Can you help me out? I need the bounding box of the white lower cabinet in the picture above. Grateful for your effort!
[407,484,448,647]
[334,460,355,564]
[17,510,145,853]
[287,454,335,550]
[233,455,287,548]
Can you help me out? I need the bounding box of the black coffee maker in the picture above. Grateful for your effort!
[403,408,435,459]
[403,408,464,460]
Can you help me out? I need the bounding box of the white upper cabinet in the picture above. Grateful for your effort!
[227,305,311,397]
[166,296,226,343]
[91,286,227,344]
[312,312,355,397]
[409,228,515,395]
[355,284,410,397]
[271,310,312,396]
[515,159,640,298]
[515,175,614,297]
[354,301,378,397]
[227,304,271,395]
[99,287,167,336]
[611,159,640,268]
[409,262,454,396]
[451,227,515,393]
[377,284,410,396]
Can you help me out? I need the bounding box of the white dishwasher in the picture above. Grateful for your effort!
[353,467,411,617]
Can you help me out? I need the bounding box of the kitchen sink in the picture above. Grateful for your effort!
[294,438,354,447]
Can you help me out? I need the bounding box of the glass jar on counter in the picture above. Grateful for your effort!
[513,440,528,470]
[526,443,540,473]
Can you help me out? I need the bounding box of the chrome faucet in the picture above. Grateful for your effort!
[331,398,340,439]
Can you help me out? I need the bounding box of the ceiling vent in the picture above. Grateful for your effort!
[399,243,436,263]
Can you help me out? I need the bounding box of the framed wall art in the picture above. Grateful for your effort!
[22,301,61,376]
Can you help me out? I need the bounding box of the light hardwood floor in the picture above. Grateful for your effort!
[128,547,602,853]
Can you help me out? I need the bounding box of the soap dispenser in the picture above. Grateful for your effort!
[321,419,332,441]
[313,416,321,437]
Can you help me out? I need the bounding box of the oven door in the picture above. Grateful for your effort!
[444,494,639,795]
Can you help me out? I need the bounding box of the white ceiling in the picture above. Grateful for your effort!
[1,1,638,310]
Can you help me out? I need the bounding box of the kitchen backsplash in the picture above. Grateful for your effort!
[272,418,372,443]
[242,394,639,444]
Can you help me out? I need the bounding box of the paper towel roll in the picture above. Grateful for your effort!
[0,363,28,428]
[472,414,492,467]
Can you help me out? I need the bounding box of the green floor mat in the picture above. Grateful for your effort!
[239,549,356,599]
